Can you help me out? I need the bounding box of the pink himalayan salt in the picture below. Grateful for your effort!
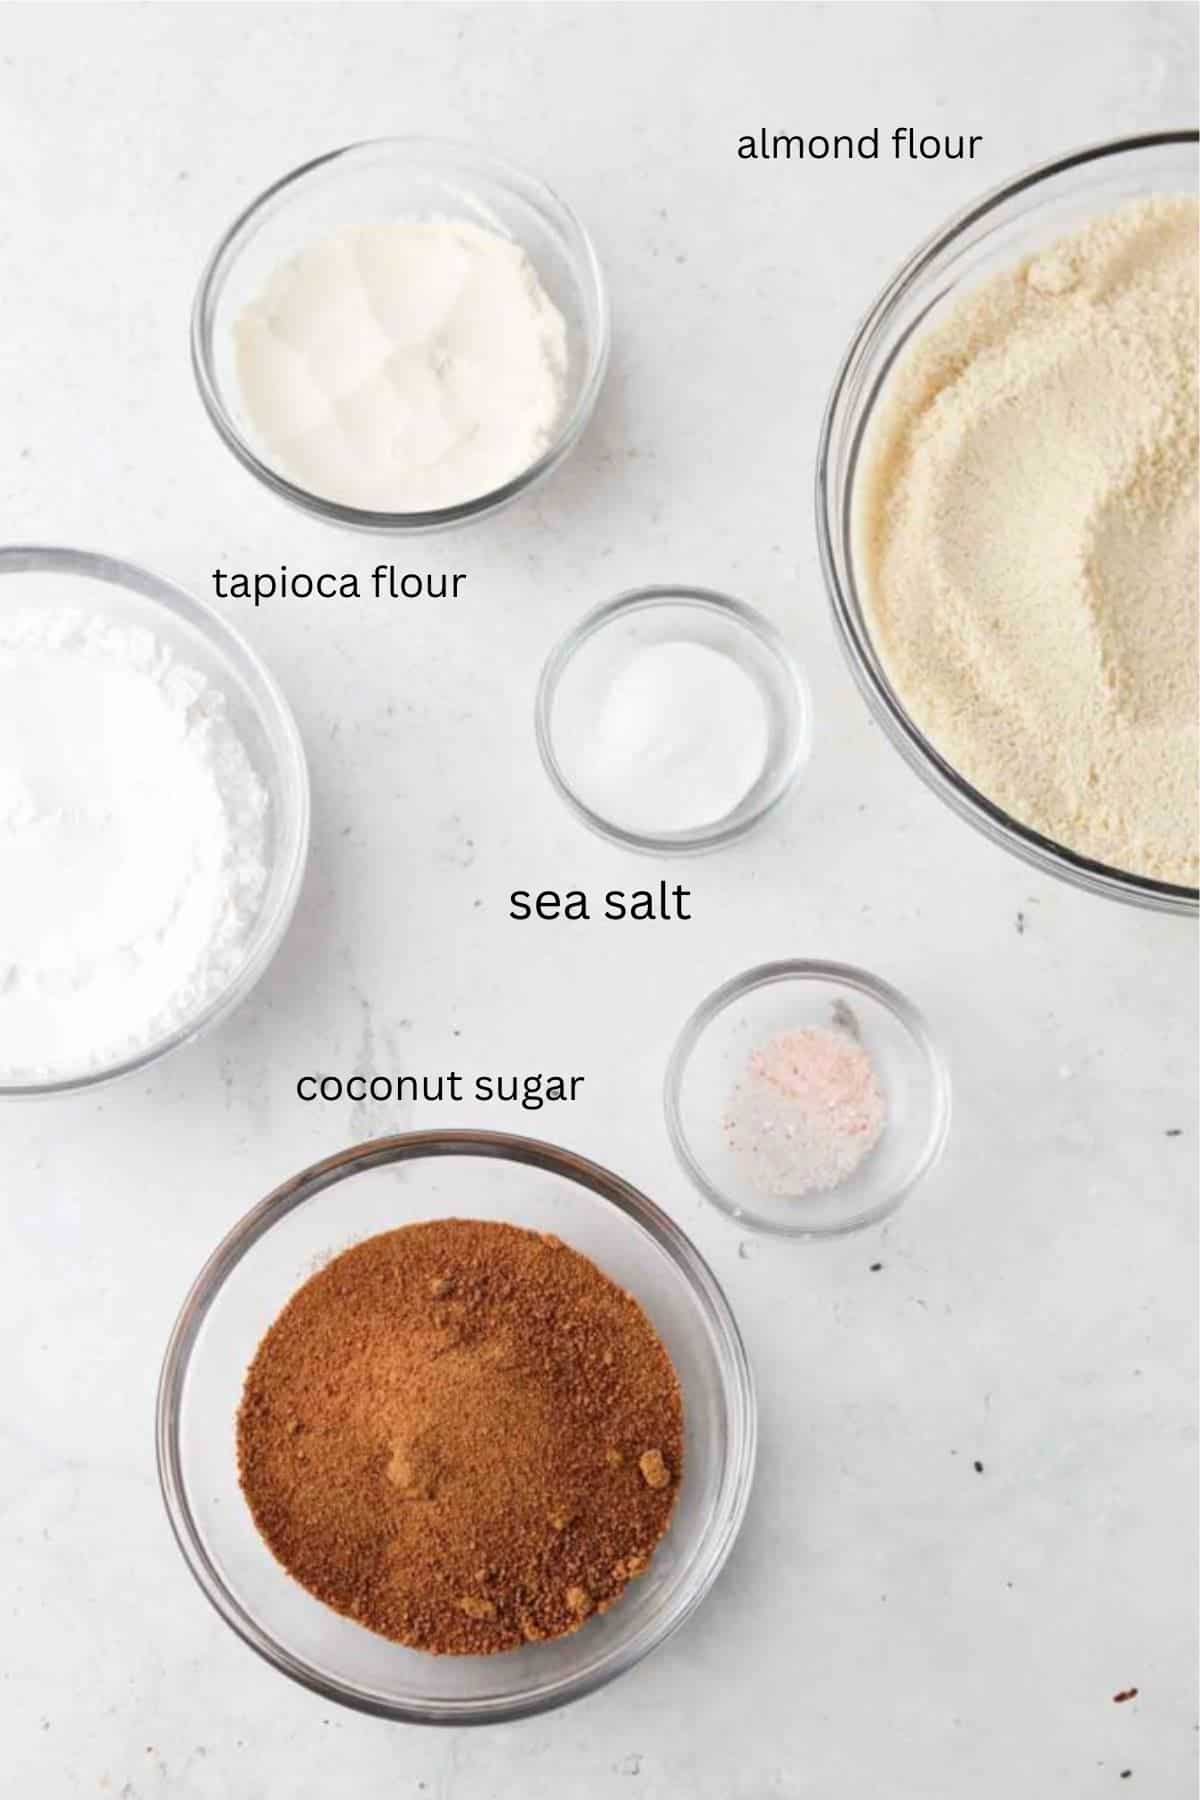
[723,1026,886,1197]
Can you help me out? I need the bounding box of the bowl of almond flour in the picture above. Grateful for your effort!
[0,547,309,1093]
[817,132,1199,913]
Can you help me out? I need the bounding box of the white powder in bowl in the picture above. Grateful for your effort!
[569,640,770,834]
[235,219,569,512]
[0,604,269,1082]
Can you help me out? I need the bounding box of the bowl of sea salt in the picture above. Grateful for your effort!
[536,587,809,852]
[0,547,309,1095]
[665,961,951,1236]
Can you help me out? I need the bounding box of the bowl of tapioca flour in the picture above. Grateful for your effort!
[0,548,309,1093]
[818,134,1199,912]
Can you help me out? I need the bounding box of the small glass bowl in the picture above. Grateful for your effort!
[816,131,1199,914]
[156,1130,756,1726]
[665,961,951,1238]
[192,138,609,533]
[536,587,810,853]
[0,546,310,1098]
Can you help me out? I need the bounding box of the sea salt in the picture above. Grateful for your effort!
[724,1024,887,1196]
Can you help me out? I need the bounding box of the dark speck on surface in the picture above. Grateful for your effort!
[974,1460,984,1474]
[1166,1128,1182,1137]
[1112,1688,1138,1704]
[1016,911,1026,934]
[869,1262,883,1272]
[1120,1773,1132,1781]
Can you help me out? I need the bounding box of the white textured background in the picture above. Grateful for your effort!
[2,4,1197,1796]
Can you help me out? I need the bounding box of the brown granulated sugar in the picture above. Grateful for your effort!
[238,1218,684,1655]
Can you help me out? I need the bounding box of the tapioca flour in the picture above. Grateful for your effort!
[0,600,269,1082]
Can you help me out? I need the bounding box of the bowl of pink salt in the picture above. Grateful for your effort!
[665,961,951,1237]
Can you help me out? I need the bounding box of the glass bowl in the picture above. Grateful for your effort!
[665,961,951,1238]
[193,138,609,533]
[536,587,810,853]
[816,130,1199,915]
[156,1130,756,1726]
[0,546,309,1098]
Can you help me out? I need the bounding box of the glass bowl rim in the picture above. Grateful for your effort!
[191,135,611,533]
[664,958,953,1239]
[815,129,1200,916]
[0,542,311,1098]
[155,1127,758,1726]
[534,584,812,854]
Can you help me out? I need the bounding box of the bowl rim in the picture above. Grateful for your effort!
[155,1128,758,1726]
[0,543,311,1098]
[664,958,953,1239]
[815,129,1200,916]
[191,136,611,534]
[534,584,812,854]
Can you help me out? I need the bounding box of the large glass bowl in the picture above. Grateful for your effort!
[0,545,310,1096]
[156,1131,756,1726]
[193,138,609,533]
[816,131,1199,915]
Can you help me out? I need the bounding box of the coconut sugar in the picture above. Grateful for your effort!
[238,1219,683,1655]
[857,196,1199,885]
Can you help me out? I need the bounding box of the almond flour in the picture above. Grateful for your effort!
[857,196,1199,885]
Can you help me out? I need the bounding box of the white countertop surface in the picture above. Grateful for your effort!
[3,4,1196,1796]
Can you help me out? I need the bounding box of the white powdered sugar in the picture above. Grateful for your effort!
[0,604,269,1082]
